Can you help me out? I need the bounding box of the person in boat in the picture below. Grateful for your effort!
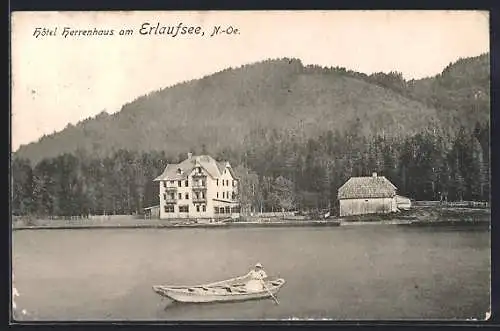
[244,263,268,292]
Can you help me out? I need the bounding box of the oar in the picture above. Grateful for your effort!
[261,280,279,305]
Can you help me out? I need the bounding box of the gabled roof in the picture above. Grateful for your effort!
[338,174,397,199]
[154,155,237,181]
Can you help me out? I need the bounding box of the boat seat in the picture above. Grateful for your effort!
[190,287,209,291]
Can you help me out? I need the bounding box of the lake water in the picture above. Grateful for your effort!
[12,226,490,321]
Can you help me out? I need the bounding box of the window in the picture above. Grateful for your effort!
[216,192,219,198]
[170,193,175,200]
[214,207,220,214]
[232,192,236,200]
[178,193,182,200]
[177,168,182,174]
[201,192,205,199]
[163,194,167,200]
[170,180,175,185]
[179,205,189,213]
[216,179,219,186]
[196,205,200,212]
[185,193,189,200]
[185,180,188,187]
[164,205,174,213]
[178,180,182,187]
[202,180,206,187]
[196,192,200,199]
[202,205,206,212]
[225,207,230,214]
[163,182,167,188]
[222,192,225,199]
[226,180,229,186]
[219,207,224,214]
[227,191,230,199]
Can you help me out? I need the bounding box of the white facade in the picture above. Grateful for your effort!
[156,155,240,220]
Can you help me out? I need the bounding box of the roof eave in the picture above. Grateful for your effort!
[339,195,395,200]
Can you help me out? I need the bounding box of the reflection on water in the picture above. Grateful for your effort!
[12,226,490,321]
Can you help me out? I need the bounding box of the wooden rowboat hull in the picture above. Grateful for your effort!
[153,278,285,303]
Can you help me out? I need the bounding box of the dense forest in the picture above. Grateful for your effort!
[12,121,490,217]
[12,53,490,216]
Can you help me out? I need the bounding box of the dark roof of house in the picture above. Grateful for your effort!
[154,155,237,181]
[338,175,397,199]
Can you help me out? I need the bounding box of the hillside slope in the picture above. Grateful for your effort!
[14,55,489,164]
[407,53,490,125]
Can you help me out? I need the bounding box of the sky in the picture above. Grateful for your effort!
[11,10,490,151]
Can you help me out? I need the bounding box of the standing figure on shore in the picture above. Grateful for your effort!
[245,263,268,292]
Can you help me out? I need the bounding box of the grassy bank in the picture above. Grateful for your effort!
[339,206,490,227]
[12,205,490,230]
[11,215,342,230]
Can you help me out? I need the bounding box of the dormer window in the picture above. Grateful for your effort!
[177,168,182,175]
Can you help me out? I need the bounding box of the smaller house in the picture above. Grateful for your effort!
[338,172,407,217]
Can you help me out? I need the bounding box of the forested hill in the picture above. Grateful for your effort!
[408,53,490,125]
[14,53,490,165]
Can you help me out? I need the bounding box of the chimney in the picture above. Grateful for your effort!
[372,172,377,178]
[187,152,193,160]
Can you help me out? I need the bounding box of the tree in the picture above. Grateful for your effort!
[270,176,295,217]
[11,158,33,215]
[233,164,260,215]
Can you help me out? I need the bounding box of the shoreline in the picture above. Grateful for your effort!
[12,219,490,231]
[12,220,343,231]
[12,206,491,231]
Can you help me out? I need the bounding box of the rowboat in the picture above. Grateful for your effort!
[152,275,285,303]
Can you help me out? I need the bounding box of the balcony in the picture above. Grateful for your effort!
[164,198,177,204]
[192,197,207,203]
[192,172,207,178]
[192,185,207,191]
[165,186,178,192]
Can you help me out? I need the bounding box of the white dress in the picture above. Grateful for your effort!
[245,269,268,292]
